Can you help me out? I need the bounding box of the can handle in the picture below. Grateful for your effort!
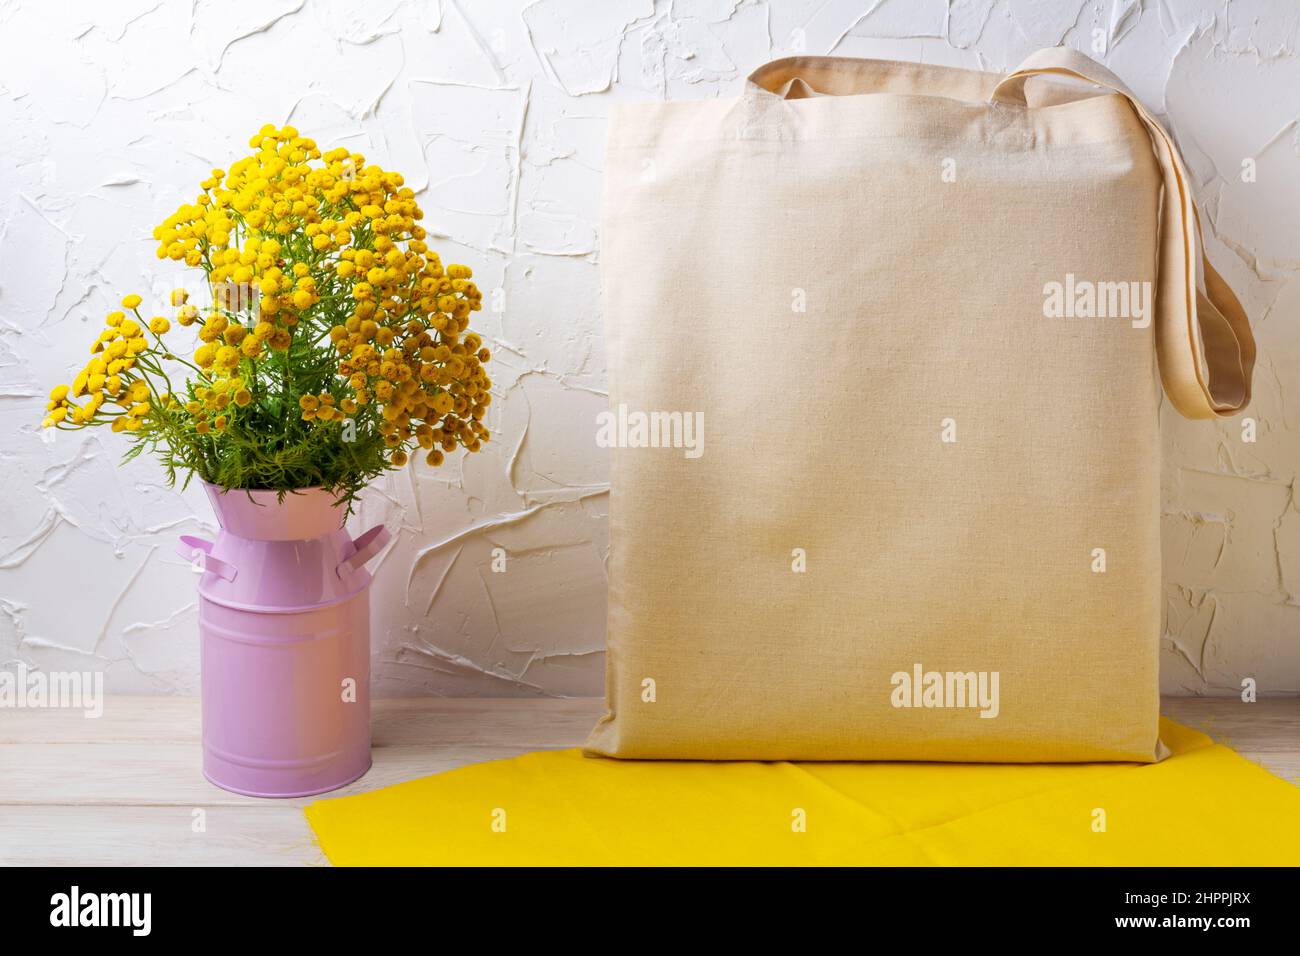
[177,535,238,582]
[336,525,391,579]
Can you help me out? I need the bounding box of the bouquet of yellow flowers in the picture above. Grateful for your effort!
[42,123,492,511]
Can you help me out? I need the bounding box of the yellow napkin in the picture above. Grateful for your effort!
[304,718,1300,866]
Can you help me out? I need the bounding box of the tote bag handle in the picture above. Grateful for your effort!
[991,47,1254,420]
[746,50,1255,420]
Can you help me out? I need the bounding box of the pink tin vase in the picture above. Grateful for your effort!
[176,482,390,798]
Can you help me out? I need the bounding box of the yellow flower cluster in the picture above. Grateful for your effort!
[42,295,171,433]
[184,375,250,434]
[151,123,490,466]
[329,257,491,464]
[44,122,493,490]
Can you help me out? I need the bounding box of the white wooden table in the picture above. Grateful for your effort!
[1,697,1295,866]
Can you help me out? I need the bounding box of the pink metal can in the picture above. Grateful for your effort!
[178,483,390,798]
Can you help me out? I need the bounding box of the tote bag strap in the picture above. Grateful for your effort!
[992,47,1255,420]
[747,56,999,101]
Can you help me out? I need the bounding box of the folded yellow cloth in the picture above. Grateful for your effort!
[304,718,1300,866]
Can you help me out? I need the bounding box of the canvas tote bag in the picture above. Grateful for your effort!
[586,48,1255,762]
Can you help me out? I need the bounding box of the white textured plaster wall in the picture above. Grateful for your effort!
[0,0,1296,697]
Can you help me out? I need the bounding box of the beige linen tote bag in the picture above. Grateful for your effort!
[586,48,1255,762]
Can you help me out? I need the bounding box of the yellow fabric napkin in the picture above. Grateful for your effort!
[304,718,1300,866]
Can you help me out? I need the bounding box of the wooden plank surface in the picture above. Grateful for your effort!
[0,806,327,867]
[1162,697,1300,782]
[0,696,1295,866]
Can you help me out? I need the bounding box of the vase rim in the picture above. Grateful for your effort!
[202,481,337,495]
[201,482,346,540]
